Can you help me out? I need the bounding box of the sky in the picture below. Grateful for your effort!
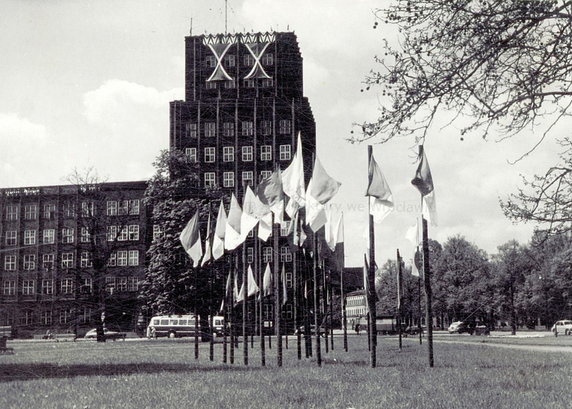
[0,0,565,267]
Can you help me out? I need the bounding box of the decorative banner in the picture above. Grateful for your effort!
[244,42,272,80]
[206,43,234,82]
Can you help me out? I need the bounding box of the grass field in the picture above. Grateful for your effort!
[1,335,571,409]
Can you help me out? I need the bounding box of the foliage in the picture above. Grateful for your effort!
[354,0,572,148]
[139,150,224,318]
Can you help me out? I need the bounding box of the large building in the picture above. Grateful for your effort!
[0,30,319,336]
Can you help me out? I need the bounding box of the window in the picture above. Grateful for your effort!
[22,280,35,295]
[61,279,74,294]
[43,203,56,219]
[107,252,117,267]
[243,54,254,66]
[106,276,116,294]
[23,254,36,270]
[245,78,255,88]
[3,280,16,295]
[261,78,274,88]
[5,231,17,246]
[242,171,253,187]
[260,145,272,161]
[118,200,129,215]
[205,81,217,89]
[128,277,139,292]
[279,119,291,135]
[223,172,235,188]
[185,147,197,163]
[260,120,272,136]
[81,278,92,294]
[4,255,16,271]
[262,53,274,65]
[279,144,291,161]
[280,221,290,236]
[107,200,118,216]
[20,311,33,325]
[128,200,140,215]
[80,252,92,268]
[128,225,140,241]
[286,272,293,288]
[80,307,92,323]
[241,121,253,136]
[247,247,254,264]
[81,201,95,217]
[61,252,74,269]
[59,308,73,324]
[185,123,198,138]
[107,225,118,241]
[260,170,272,182]
[42,254,55,271]
[43,229,55,244]
[204,172,217,188]
[205,55,216,67]
[224,80,236,89]
[223,146,234,162]
[117,251,128,267]
[62,202,75,218]
[41,311,52,325]
[205,122,216,137]
[5,205,18,221]
[204,147,216,163]
[117,227,129,242]
[24,204,38,220]
[42,279,53,295]
[152,225,163,241]
[61,228,74,244]
[23,230,36,245]
[283,304,293,319]
[280,246,292,262]
[262,247,273,263]
[223,122,235,137]
[117,277,128,292]
[225,54,236,67]
[128,250,140,266]
[242,146,253,161]
[80,227,90,243]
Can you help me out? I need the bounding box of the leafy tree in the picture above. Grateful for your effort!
[139,150,224,332]
[353,0,572,147]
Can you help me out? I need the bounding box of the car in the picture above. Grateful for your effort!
[294,325,326,337]
[405,325,425,335]
[448,321,474,334]
[551,320,572,335]
[84,328,126,341]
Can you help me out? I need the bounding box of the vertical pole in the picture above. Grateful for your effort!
[273,222,282,367]
[259,228,265,367]
[323,261,329,354]
[397,249,402,351]
[418,274,422,345]
[294,240,302,360]
[243,245,248,366]
[329,276,334,351]
[313,231,322,366]
[342,267,348,352]
[422,218,434,367]
[367,146,377,368]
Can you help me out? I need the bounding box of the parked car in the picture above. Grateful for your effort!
[551,320,572,335]
[84,328,126,341]
[294,325,326,337]
[405,325,425,335]
[448,321,474,334]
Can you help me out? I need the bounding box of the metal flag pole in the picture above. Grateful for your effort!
[367,146,377,368]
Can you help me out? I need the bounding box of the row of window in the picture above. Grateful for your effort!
[3,250,140,271]
[10,308,94,326]
[3,225,140,247]
[3,200,140,221]
[1,276,140,296]
[184,119,291,138]
[205,52,273,68]
[205,78,274,89]
[186,144,291,164]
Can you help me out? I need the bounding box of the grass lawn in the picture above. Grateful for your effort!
[0,335,570,409]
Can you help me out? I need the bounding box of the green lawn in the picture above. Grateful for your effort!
[0,335,570,409]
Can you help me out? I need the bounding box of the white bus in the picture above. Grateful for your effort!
[146,315,226,338]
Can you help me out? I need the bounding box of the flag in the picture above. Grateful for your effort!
[331,212,345,271]
[411,145,437,226]
[201,211,213,266]
[412,248,423,278]
[225,193,243,250]
[305,157,341,232]
[281,264,288,305]
[366,150,394,223]
[258,213,273,241]
[256,169,284,223]
[241,186,270,237]
[363,254,370,311]
[282,133,305,217]
[212,200,227,260]
[236,282,245,304]
[246,265,260,297]
[179,210,202,267]
[262,263,272,297]
[219,271,233,312]
[405,218,421,246]
[233,271,240,303]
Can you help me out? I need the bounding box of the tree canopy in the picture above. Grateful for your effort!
[353,0,572,149]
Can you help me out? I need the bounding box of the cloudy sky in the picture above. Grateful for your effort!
[0,0,563,266]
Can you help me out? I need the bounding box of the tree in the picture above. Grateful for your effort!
[353,0,572,148]
[138,150,224,333]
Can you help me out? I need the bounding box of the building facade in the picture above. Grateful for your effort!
[0,182,150,336]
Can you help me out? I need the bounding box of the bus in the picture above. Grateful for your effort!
[146,315,199,338]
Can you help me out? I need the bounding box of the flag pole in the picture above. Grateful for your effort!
[367,145,377,368]
[341,265,348,352]
[422,216,434,367]
[397,248,403,351]
[242,242,248,366]
[294,230,302,360]
[258,226,266,366]
[273,220,282,367]
[313,229,322,366]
